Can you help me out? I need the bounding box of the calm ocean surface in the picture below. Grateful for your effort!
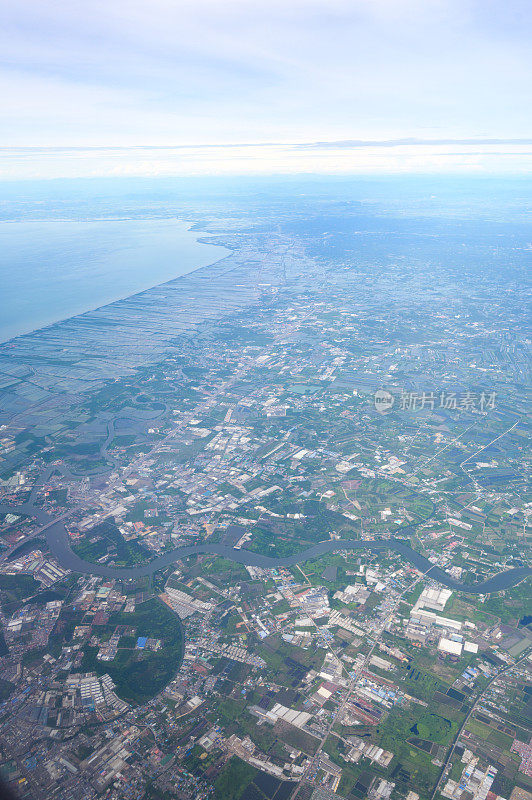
[0,219,228,343]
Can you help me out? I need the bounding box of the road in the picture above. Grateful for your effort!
[429,649,532,800]
[290,568,436,799]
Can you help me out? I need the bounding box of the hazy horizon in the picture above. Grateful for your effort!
[2,0,531,178]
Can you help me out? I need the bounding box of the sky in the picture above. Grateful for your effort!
[1,0,531,177]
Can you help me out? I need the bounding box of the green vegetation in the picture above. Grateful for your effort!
[377,705,450,793]
[274,720,320,755]
[201,556,251,584]
[21,646,47,666]
[271,598,291,615]
[445,594,498,626]
[81,597,183,704]
[0,677,15,700]
[483,578,532,623]
[246,526,308,558]
[0,573,39,613]
[110,434,137,448]
[258,635,325,687]
[466,718,516,751]
[214,756,257,800]
[73,519,150,566]
[210,696,288,757]
[181,744,222,778]
[412,713,454,744]
[48,488,69,505]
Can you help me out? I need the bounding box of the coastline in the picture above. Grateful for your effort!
[0,217,230,344]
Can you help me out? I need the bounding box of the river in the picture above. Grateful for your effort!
[1,501,529,595]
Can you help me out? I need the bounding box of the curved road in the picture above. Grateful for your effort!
[1,500,530,594]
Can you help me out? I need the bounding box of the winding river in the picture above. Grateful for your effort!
[1,401,529,595]
[1,500,530,595]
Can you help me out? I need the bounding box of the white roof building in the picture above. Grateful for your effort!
[438,637,463,656]
[417,587,453,612]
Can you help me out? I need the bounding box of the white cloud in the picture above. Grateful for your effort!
[0,0,531,174]
[2,141,531,179]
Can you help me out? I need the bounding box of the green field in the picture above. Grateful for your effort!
[0,573,40,614]
[214,756,258,800]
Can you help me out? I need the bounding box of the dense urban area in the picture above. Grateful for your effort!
[0,189,530,800]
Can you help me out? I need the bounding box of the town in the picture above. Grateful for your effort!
[0,197,530,800]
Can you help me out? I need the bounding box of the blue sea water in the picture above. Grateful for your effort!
[0,218,228,343]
